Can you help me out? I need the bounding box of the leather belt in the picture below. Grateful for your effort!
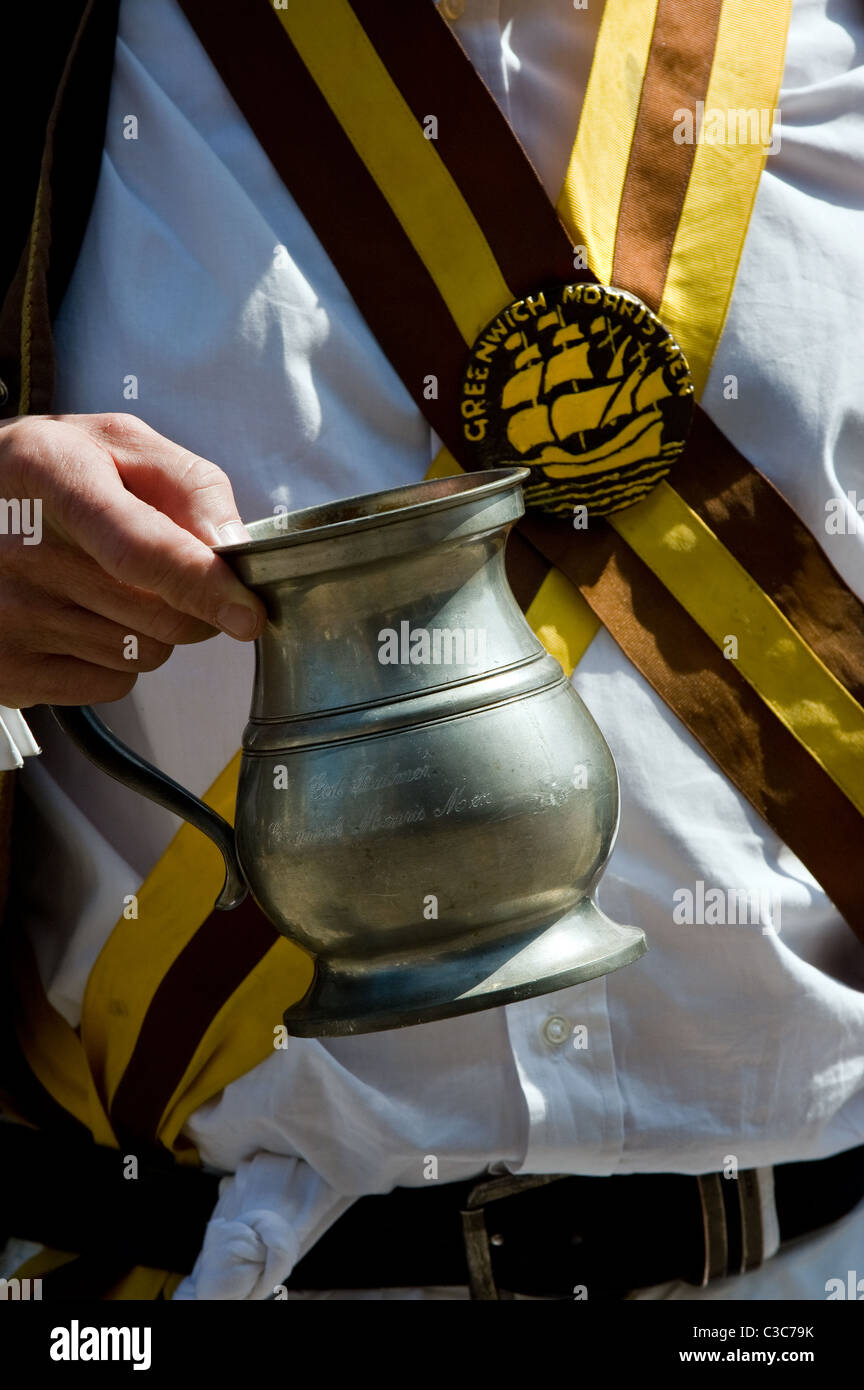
[2,1120,863,1299]
[286,1152,864,1299]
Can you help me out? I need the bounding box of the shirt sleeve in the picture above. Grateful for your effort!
[171,1152,355,1300]
[0,708,40,770]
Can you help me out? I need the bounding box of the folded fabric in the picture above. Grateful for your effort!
[173,1152,354,1300]
[0,707,40,771]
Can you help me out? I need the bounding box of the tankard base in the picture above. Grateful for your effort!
[282,898,646,1037]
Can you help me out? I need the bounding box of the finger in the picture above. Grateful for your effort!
[30,611,172,673]
[0,649,139,708]
[60,413,254,547]
[12,534,217,647]
[36,422,266,639]
[0,580,173,672]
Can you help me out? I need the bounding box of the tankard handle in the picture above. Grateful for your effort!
[50,705,247,911]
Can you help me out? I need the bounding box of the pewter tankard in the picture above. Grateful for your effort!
[53,467,645,1035]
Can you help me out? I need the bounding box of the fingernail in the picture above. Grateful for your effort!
[217,603,260,640]
[216,520,252,546]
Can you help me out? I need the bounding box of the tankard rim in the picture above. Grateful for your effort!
[214,465,530,557]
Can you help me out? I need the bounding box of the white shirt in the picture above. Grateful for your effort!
[10,0,864,1298]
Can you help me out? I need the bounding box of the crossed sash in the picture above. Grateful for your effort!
[12,0,864,1296]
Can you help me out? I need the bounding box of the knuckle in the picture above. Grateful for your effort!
[5,414,54,443]
[99,412,146,444]
[0,416,57,477]
[147,538,215,614]
[176,449,231,498]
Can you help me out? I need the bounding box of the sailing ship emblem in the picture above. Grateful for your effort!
[460,283,694,517]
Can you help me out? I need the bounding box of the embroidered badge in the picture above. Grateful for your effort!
[460,283,694,517]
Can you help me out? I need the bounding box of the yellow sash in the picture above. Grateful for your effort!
[12,0,791,1295]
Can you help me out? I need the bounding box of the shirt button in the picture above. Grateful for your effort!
[542,1015,569,1047]
[440,0,465,20]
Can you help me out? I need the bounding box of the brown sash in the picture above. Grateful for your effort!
[173,0,864,945]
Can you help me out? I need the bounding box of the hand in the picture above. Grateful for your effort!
[0,412,267,707]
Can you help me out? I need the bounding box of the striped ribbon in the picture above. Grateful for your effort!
[13,0,864,1295]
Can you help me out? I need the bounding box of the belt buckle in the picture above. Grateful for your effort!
[696,1169,768,1286]
[460,1173,569,1300]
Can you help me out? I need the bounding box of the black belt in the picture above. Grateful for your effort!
[2,1120,863,1299]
